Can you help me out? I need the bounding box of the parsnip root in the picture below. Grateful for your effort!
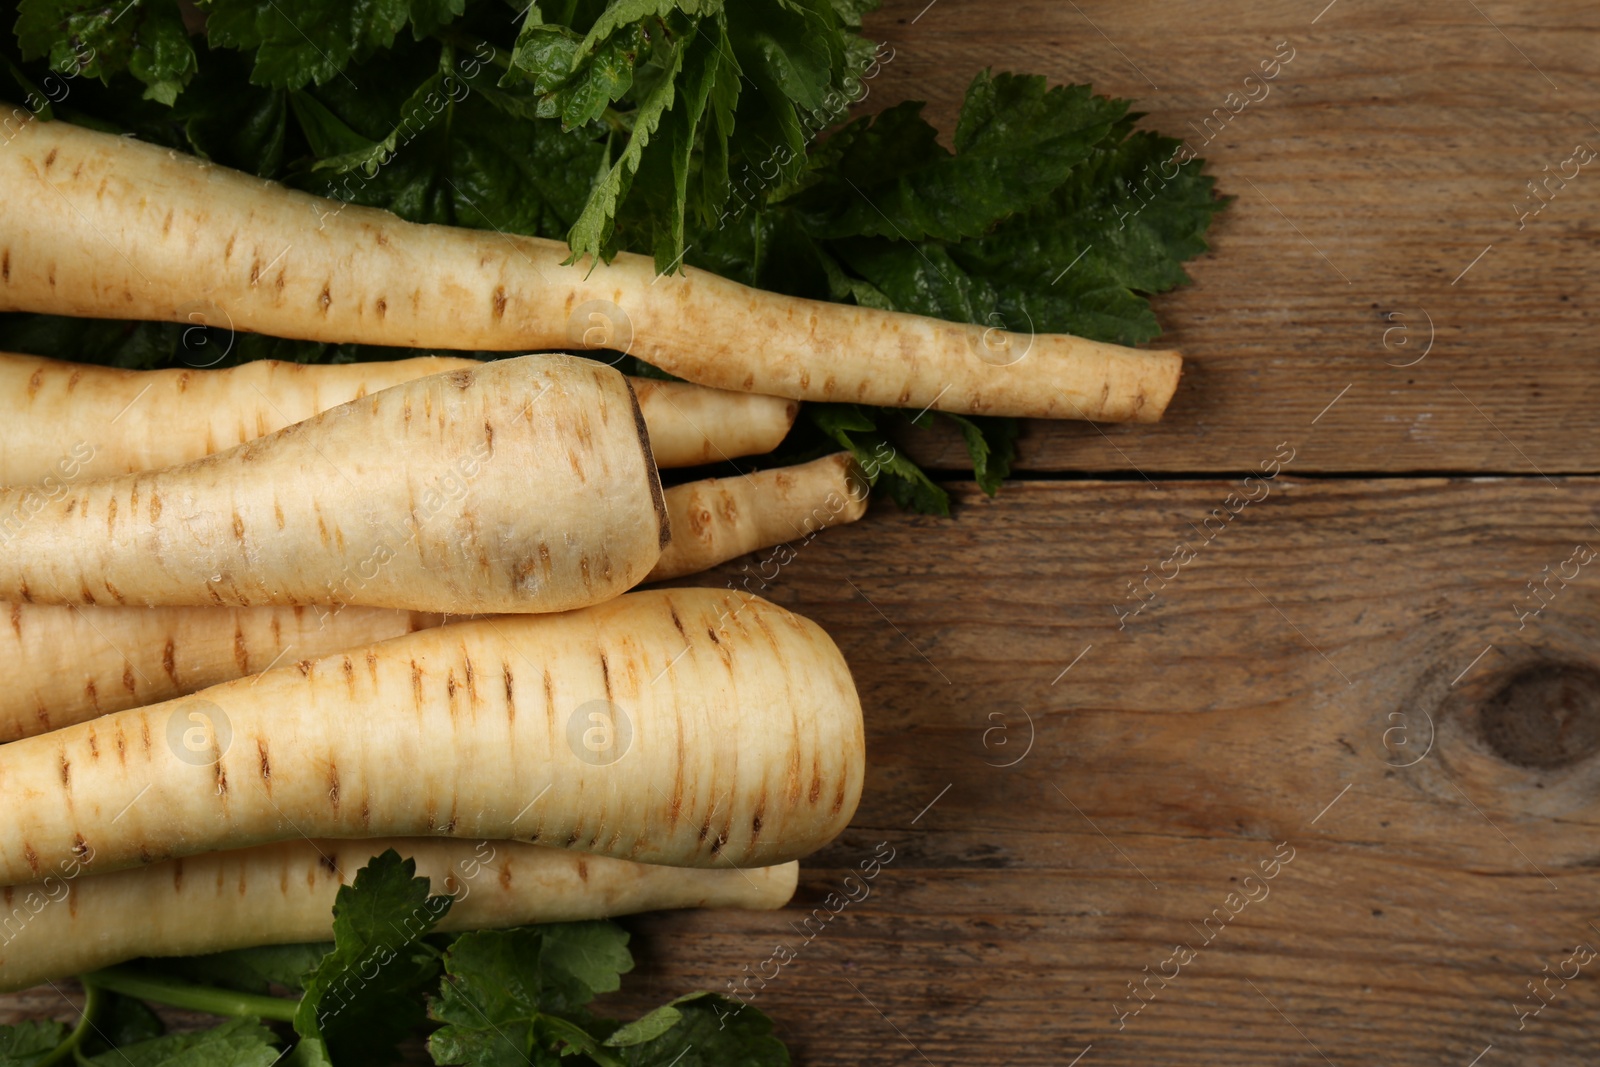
[0,110,1181,421]
[0,838,797,993]
[0,588,865,882]
[0,456,866,737]
[0,354,667,612]
[648,453,867,582]
[0,603,445,741]
[0,352,796,477]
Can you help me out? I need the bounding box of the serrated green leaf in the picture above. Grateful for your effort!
[293,850,453,1067]
[16,0,195,102]
[84,1018,281,1067]
[201,0,465,89]
[0,1020,68,1067]
[809,403,949,515]
[940,413,1016,496]
[565,25,686,262]
[790,72,1129,241]
[951,127,1227,345]
[427,923,633,1067]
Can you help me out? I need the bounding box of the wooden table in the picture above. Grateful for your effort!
[8,2,1600,1063]
[622,3,1600,1064]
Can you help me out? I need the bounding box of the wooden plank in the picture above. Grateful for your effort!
[858,0,1600,473]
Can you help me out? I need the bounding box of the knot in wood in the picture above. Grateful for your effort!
[1478,664,1600,769]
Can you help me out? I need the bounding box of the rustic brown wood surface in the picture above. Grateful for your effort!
[870,0,1600,474]
[6,2,1600,1066]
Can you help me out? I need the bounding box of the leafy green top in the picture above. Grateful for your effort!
[0,850,788,1066]
[2,0,1224,512]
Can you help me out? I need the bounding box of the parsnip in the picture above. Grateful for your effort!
[0,354,667,612]
[0,352,797,478]
[0,455,866,737]
[0,839,797,993]
[0,588,864,882]
[0,603,446,742]
[649,453,866,582]
[0,110,1180,422]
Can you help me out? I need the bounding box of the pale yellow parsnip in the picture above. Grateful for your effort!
[0,352,797,477]
[0,110,1180,421]
[0,455,867,738]
[0,838,797,993]
[650,453,867,582]
[0,588,865,883]
[0,602,446,741]
[0,354,667,611]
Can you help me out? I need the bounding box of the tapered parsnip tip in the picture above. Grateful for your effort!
[648,452,870,582]
[628,379,800,467]
[1132,348,1184,424]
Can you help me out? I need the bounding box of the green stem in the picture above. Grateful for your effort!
[38,983,100,1067]
[79,967,299,1023]
[434,28,512,72]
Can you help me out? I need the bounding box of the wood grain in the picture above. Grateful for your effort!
[620,476,1600,1065]
[857,0,1600,474]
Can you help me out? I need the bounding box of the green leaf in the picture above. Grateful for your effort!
[951,127,1227,345]
[790,72,1128,241]
[0,1021,68,1066]
[565,23,687,263]
[503,21,582,95]
[615,994,789,1067]
[84,1018,281,1067]
[293,849,453,1067]
[150,942,333,995]
[940,413,1016,496]
[427,922,633,1066]
[538,922,633,1007]
[603,1004,680,1047]
[810,404,948,515]
[16,0,196,102]
[629,17,721,269]
[201,0,466,89]
[172,48,291,177]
